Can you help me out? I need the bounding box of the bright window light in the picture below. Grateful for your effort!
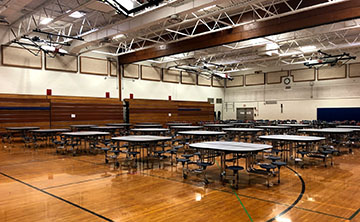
[198,5,217,12]
[40,18,53,25]
[113,34,125,40]
[300,45,317,52]
[69,11,86,18]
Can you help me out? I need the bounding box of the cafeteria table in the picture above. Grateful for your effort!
[256,125,290,134]
[203,123,235,131]
[259,135,327,165]
[5,126,40,144]
[62,131,109,154]
[130,128,169,135]
[188,141,273,187]
[222,128,264,142]
[111,135,172,168]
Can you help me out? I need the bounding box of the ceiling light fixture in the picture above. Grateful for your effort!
[113,33,126,40]
[40,17,53,25]
[69,11,86,18]
[300,45,317,52]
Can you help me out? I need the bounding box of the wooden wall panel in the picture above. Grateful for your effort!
[226,75,244,88]
[245,73,265,86]
[212,78,224,87]
[318,66,346,80]
[290,69,315,82]
[123,64,139,78]
[49,96,123,128]
[80,56,108,75]
[0,94,50,133]
[197,75,211,86]
[181,71,196,85]
[109,61,117,77]
[266,71,288,84]
[126,99,214,125]
[141,65,161,81]
[0,94,123,133]
[45,54,78,72]
[2,46,42,69]
[163,69,180,83]
[349,63,360,78]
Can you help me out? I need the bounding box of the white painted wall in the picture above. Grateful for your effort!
[0,49,120,98]
[121,77,225,115]
[224,72,360,121]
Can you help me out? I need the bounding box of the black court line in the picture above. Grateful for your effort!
[0,171,114,222]
[266,166,305,222]
[43,174,117,190]
[349,208,360,220]
[139,171,349,220]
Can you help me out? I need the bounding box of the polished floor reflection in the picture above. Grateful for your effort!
[0,141,359,222]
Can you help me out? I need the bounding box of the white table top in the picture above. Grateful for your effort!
[62,131,109,136]
[232,123,254,126]
[6,126,40,130]
[91,126,124,130]
[189,141,272,152]
[278,124,311,128]
[130,128,169,132]
[222,128,264,132]
[134,124,163,128]
[298,128,354,133]
[70,125,97,128]
[259,134,325,142]
[166,123,192,126]
[203,124,235,127]
[178,130,226,136]
[112,135,172,142]
[337,125,360,129]
[170,126,203,130]
[106,123,132,127]
[31,129,70,133]
[256,125,290,129]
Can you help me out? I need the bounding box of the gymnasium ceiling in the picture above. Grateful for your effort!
[1,0,360,72]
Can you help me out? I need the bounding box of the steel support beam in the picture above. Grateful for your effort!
[118,0,360,64]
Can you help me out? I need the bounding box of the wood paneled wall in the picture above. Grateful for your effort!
[0,94,50,132]
[126,99,213,125]
[49,96,123,128]
[0,94,123,133]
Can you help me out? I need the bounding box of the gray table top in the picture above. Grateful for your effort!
[6,126,40,131]
[222,128,264,132]
[337,125,360,129]
[178,130,227,136]
[31,129,71,133]
[134,124,163,128]
[170,125,204,130]
[91,126,124,130]
[112,135,172,142]
[259,134,325,142]
[278,124,311,128]
[232,123,254,126]
[166,123,192,126]
[70,125,97,128]
[106,123,132,127]
[130,128,169,132]
[189,141,272,152]
[298,128,354,133]
[256,125,290,129]
[203,124,235,127]
[62,131,109,136]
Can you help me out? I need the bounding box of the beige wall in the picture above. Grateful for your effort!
[224,70,360,120]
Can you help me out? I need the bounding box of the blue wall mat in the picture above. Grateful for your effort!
[317,107,360,122]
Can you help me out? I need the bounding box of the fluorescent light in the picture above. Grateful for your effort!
[300,45,316,52]
[69,11,86,18]
[198,5,217,12]
[41,45,68,54]
[40,18,53,25]
[113,34,126,40]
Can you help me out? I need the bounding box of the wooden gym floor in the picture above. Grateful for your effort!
[0,141,359,222]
